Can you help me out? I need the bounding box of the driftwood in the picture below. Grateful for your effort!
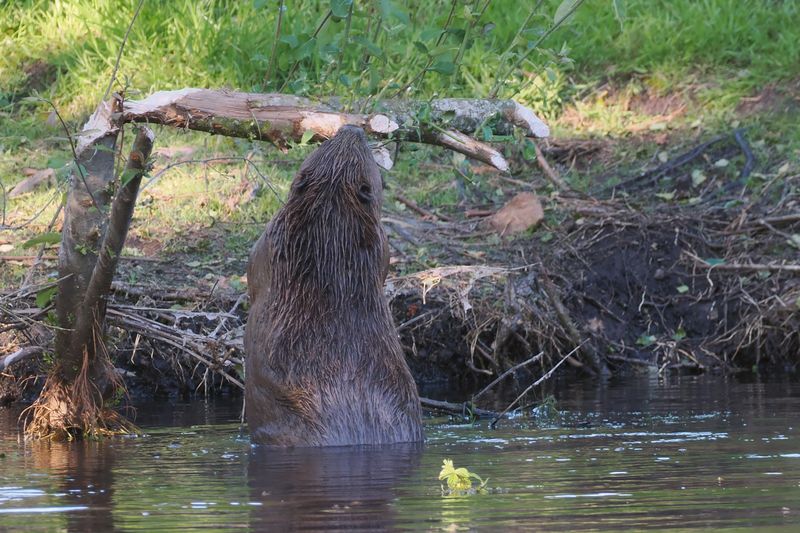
[110,89,549,171]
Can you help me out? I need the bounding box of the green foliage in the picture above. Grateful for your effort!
[0,0,583,119]
[1,0,796,137]
[438,459,488,495]
[34,285,57,308]
[21,231,60,249]
[531,394,560,423]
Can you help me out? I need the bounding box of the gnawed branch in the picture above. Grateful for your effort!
[117,89,548,170]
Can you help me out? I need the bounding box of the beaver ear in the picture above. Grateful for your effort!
[292,172,309,194]
[357,182,373,203]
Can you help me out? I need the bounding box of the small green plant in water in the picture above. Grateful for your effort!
[438,459,488,495]
[531,394,561,424]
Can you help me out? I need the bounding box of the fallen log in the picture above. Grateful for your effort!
[109,89,549,171]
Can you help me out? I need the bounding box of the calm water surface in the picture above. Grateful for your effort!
[1,376,799,531]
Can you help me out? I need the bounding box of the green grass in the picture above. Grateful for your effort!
[3,1,798,117]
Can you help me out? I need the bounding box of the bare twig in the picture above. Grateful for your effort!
[490,0,586,98]
[278,10,332,93]
[453,0,491,85]
[491,341,586,428]
[21,200,64,288]
[733,128,756,180]
[264,0,285,87]
[757,213,800,226]
[393,193,453,222]
[39,98,100,212]
[686,251,800,273]
[331,1,353,96]
[472,351,543,402]
[392,0,458,97]
[419,397,500,419]
[102,0,144,101]
[143,156,284,204]
[533,141,570,191]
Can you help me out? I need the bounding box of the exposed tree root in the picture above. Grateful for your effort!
[21,346,135,441]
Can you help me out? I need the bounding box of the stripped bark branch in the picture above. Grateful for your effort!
[117,89,548,170]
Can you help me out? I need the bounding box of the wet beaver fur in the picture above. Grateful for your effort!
[244,125,423,446]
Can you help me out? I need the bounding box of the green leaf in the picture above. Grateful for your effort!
[522,139,537,161]
[419,27,442,42]
[691,169,707,187]
[428,45,452,57]
[612,0,626,27]
[482,126,493,142]
[93,144,116,153]
[379,0,409,25]
[672,327,687,341]
[321,42,340,58]
[554,0,581,25]
[438,459,473,491]
[704,258,725,266]
[636,334,656,347]
[294,37,317,60]
[46,155,68,169]
[655,191,675,201]
[414,41,429,54]
[330,0,352,19]
[352,36,384,60]
[21,232,61,249]
[429,60,455,75]
[35,286,58,308]
[300,130,315,145]
[676,284,689,294]
[368,65,381,92]
[120,168,142,187]
[280,34,299,49]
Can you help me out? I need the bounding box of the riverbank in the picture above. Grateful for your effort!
[2,103,798,405]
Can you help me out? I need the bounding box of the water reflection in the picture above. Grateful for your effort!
[28,440,115,532]
[247,443,422,530]
[1,376,799,530]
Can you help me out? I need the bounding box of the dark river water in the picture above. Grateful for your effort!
[1,375,799,531]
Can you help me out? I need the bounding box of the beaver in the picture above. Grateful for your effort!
[244,125,423,446]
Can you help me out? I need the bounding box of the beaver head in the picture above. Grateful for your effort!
[272,125,387,310]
